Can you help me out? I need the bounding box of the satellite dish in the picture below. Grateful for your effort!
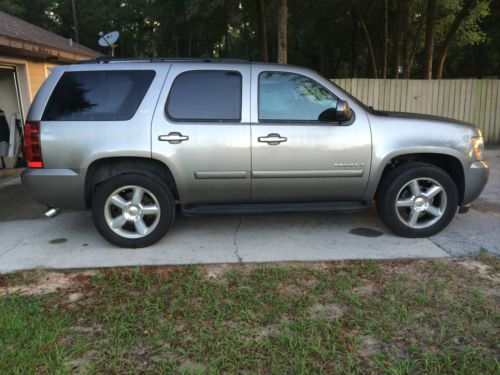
[98,31,119,57]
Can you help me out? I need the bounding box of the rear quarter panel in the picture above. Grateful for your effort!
[31,63,170,170]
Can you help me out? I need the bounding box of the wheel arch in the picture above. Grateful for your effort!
[85,157,179,209]
[371,152,465,205]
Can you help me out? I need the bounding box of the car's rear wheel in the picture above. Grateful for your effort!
[376,162,458,237]
[91,173,174,248]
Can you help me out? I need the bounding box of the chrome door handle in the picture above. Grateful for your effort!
[258,133,287,145]
[158,132,189,144]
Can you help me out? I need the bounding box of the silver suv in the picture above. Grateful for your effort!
[22,58,489,247]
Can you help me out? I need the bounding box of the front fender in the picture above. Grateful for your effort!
[362,147,467,201]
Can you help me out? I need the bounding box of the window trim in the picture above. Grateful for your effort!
[165,69,243,123]
[257,71,353,126]
[41,69,156,122]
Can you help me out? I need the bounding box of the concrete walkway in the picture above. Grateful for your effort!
[1,148,498,273]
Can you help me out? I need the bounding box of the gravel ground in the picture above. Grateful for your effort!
[430,147,500,257]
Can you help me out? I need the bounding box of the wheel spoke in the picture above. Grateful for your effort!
[134,219,148,235]
[141,204,159,215]
[131,187,145,205]
[111,214,127,229]
[425,205,442,217]
[409,180,421,196]
[396,198,414,207]
[105,185,162,238]
[110,194,128,209]
[423,185,442,199]
[408,210,420,227]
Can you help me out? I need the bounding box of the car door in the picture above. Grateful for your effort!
[250,66,371,203]
[151,63,251,205]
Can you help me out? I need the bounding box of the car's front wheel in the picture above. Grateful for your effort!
[91,173,175,248]
[376,162,458,237]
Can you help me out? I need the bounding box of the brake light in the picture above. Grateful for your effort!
[23,120,43,168]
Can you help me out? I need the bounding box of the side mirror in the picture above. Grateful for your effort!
[335,100,352,122]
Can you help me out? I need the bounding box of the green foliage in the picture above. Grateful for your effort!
[0,0,497,78]
[0,0,23,16]
[435,0,490,46]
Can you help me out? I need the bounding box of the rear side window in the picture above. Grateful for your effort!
[166,70,241,122]
[42,70,155,121]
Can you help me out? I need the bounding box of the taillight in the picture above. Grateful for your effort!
[23,120,43,168]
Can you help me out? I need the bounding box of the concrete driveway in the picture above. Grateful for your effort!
[0,149,498,273]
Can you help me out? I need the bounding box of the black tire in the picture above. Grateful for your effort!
[91,172,175,248]
[375,162,458,238]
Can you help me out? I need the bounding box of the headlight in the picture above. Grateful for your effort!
[471,137,484,161]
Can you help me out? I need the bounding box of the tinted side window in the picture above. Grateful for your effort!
[259,72,338,122]
[42,70,155,121]
[166,70,241,122]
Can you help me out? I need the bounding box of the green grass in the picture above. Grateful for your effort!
[1,259,498,374]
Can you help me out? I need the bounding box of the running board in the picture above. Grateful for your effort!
[181,201,370,216]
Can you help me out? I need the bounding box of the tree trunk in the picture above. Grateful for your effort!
[423,0,437,79]
[392,1,402,78]
[350,0,378,78]
[71,0,79,43]
[434,0,476,79]
[403,16,424,78]
[151,29,157,57]
[350,9,358,77]
[392,0,411,78]
[242,15,251,60]
[224,29,229,57]
[172,25,179,57]
[474,43,484,78]
[255,0,268,62]
[382,0,388,78]
[277,0,287,64]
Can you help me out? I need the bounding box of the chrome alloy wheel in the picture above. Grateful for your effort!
[395,178,447,229]
[104,185,161,239]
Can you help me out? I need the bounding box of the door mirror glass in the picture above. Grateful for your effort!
[335,100,352,122]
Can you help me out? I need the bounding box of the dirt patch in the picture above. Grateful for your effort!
[68,292,84,302]
[353,283,376,297]
[178,360,207,373]
[202,264,232,280]
[309,303,344,321]
[357,335,382,357]
[66,325,105,334]
[458,260,500,283]
[484,287,500,299]
[252,324,281,341]
[67,350,96,373]
[202,264,261,281]
[248,314,292,342]
[0,271,97,297]
[139,265,179,277]
[278,282,306,295]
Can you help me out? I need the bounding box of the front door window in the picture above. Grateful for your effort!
[258,72,338,122]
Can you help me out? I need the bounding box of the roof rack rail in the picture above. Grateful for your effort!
[79,57,251,64]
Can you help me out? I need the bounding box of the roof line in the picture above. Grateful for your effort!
[79,57,252,65]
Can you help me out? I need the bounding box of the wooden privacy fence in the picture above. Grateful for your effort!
[332,79,500,144]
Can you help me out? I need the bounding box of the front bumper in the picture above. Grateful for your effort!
[21,168,86,209]
[462,160,489,205]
